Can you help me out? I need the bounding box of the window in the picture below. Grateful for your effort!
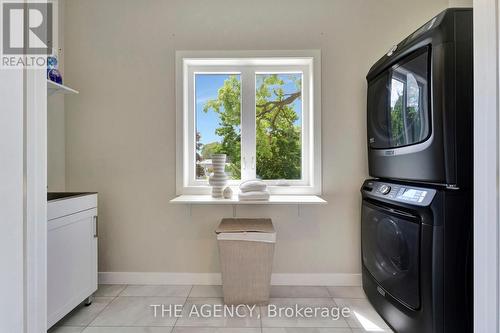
[176,51,321,195]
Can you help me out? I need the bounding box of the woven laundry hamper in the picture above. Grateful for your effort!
[215,218,276,305]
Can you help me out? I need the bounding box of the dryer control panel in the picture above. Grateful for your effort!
[362,180,436,206]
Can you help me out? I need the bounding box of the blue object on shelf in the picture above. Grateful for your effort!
[48,69,63,84]
[47,55,63,84]
[47,56,58,69]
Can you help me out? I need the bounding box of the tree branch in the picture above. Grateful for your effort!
[256,91,301,119]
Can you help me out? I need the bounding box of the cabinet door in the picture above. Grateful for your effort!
[47,208,98,328]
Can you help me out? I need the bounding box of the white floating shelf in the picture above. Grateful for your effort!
[47,80,79,95]
[170,195,327,205]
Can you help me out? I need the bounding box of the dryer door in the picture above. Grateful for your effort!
[362,200,421,309]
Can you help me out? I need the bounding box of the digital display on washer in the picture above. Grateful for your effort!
[397,188,427,203]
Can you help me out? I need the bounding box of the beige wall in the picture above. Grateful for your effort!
[449,0,473,7]
[63,0,448,275]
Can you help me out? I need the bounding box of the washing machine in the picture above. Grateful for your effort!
[360,179,472,333]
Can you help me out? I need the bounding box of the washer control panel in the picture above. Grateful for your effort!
[396,187,428,203]
[364,180,436,206]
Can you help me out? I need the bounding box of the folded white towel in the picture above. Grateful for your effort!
[238,190,270,201]
[239,179,267,193]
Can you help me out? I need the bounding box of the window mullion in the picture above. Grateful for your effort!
[240,68,256,181]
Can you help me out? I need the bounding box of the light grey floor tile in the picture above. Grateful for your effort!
[83,328,172,333]
[57,297,114,327]
[261,298,350,328]
[262,329,352,333]
[351,328,393,333]
[270,286,331,298]
[350,329,392,333]
[188,286,223,298]
[172,328,261,333]
[94,284,127,297]
[327,287,366,299]
[121,285,192,297]
[175,298,260,328]
[90,296,186,327]
[48,327,85,333]
[333,298,392,332]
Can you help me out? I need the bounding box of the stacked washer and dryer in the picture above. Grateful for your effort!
[361,8,473,333]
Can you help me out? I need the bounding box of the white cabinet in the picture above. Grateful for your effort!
[47,194,98,329]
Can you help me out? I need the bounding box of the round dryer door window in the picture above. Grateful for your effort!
[375,217,410,276]
[362,201,421,309]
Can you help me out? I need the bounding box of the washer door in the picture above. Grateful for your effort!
[362,200,421,309]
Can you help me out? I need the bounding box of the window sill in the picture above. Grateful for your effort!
[169,195,327,205]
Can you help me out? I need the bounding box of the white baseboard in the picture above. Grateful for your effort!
[271,273,361,286]
[99,272,222,286]
[98,272,362,286]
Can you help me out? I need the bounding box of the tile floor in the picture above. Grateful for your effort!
[48,285,393,333]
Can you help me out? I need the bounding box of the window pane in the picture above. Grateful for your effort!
[255,73,302,180]
[195,74,241,180]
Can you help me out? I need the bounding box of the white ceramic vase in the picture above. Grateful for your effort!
[209,154,228,198]
[223,186,233,199]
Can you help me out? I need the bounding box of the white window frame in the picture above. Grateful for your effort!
[175,50,321,195]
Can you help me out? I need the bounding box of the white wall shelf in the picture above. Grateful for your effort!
[170,195,327,205]
[47,80,79,95]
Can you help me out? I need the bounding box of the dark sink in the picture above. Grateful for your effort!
[47,192,96,201]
